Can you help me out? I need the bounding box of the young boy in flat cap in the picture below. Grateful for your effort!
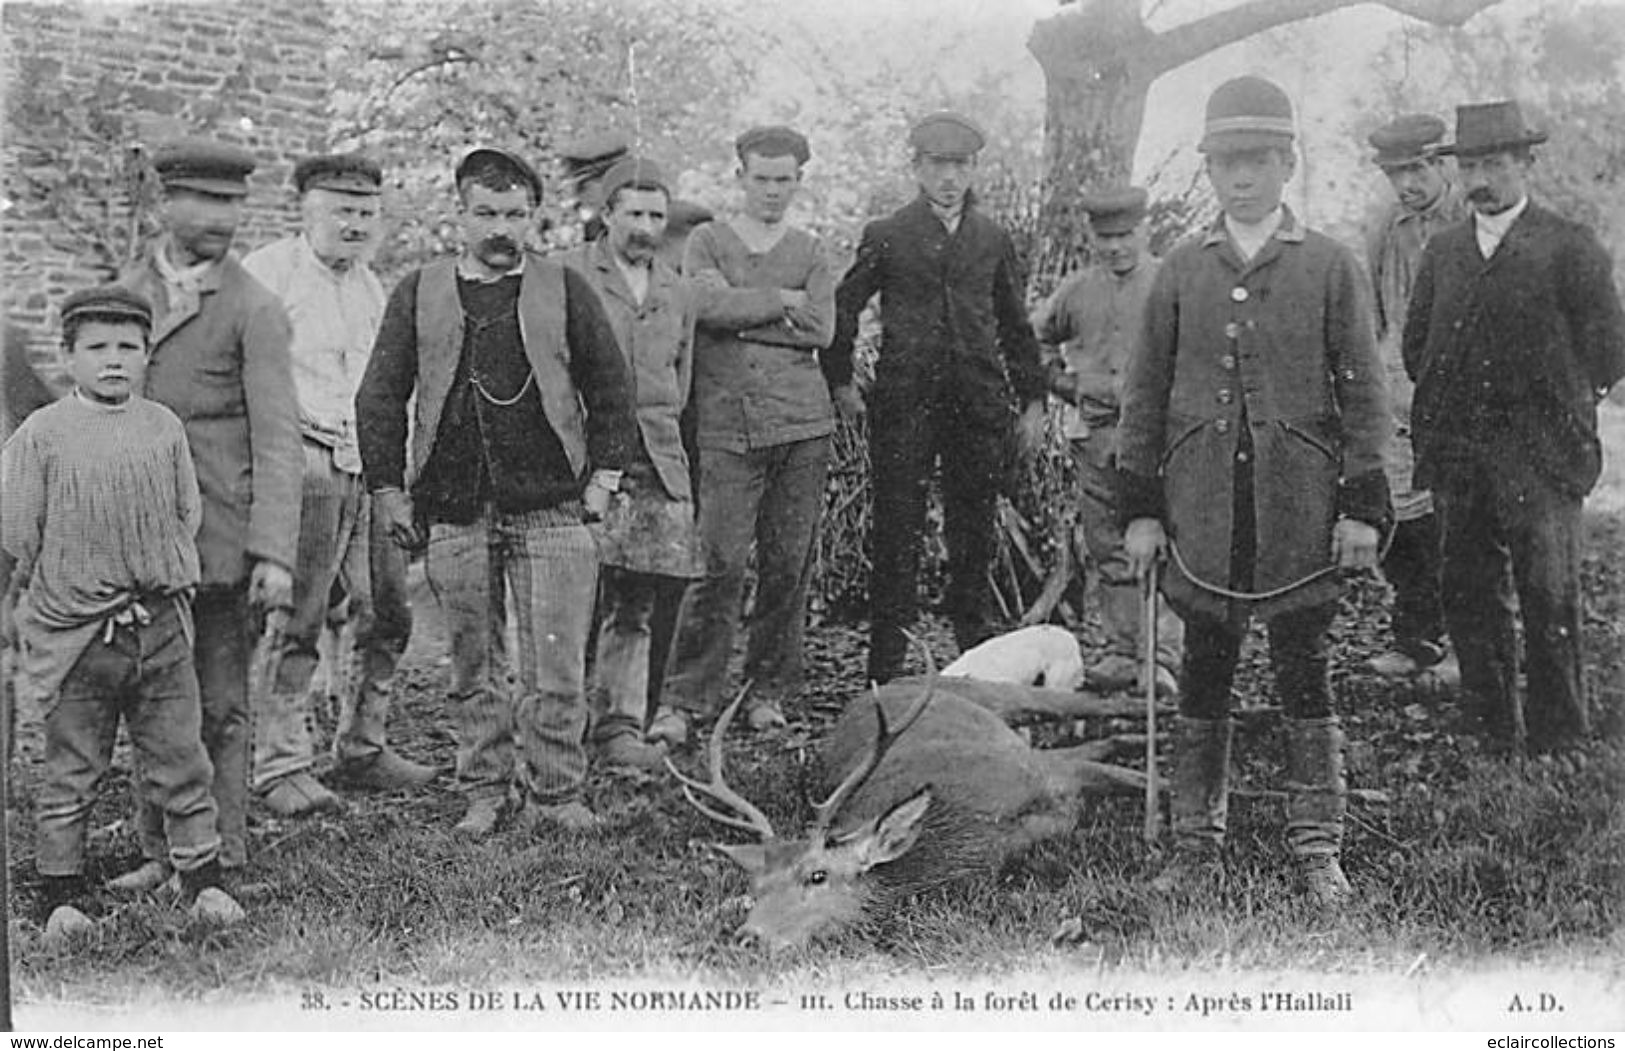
[1,286,244,937]
[1119,76,1391,909]
[1032,186,1184,698]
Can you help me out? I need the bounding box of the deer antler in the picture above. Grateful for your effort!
[810,633,939,836]
[664,681,777,840]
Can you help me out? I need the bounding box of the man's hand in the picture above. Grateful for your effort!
[1332,517,1381,572]
[583,478,614,522]
[833,383,866,424]
[779,289,819,332]
[1014,401,1048,462]
[247,560,294,611]
[1124,518,1168,581]
[374,488,423,552]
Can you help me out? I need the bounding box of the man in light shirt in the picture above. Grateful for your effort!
[243,153,436,817]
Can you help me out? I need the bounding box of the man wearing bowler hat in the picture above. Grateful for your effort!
[114,137,302,890]
[1032,186,1183,698]
[1362,115,1467,685]
[243,153,437,818]
[356,147,637,836]
[1119,76,1391,909]
[829,111,1047,685]
[1403,100,1625,756]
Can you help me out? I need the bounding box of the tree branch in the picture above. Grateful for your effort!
[1150,0,1502,74]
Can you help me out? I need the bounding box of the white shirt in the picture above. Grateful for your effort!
[1224,206,1285,262]
[1474,195,1529,259]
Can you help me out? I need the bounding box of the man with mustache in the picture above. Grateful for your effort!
[356,147,637,835]
[1403,100,1625,756]
[1031,187,1184,698]
[650,126,836,744]
[241,153,437,817]
[114,138,302,891]
[1361,115,1467,685]
[559,156,699,768]
[828,112,1047,685]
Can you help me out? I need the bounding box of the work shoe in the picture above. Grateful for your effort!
[260,771,345,817]
[520,799,601,834]
[745,700,788,732]
[106,859,174,895]
[1084,654,1139,691]
[1363,649,1423,679]
[646,707,690,748]
[44,904,96,943]
[1285,716,1352,915]
[453,796,506,839]
[1298,855,1352,910]
[180,861,247,926]
[598,732,668,772]
[332,748,438,791]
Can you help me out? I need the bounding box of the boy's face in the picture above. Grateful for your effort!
[737,152,802,223]
[67,320,149,404]
[1205,145,1295,224]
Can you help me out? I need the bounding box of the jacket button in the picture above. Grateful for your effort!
[1224,322,1241,340]
[1221,355,1237,370]
[1237,450,1250,463]
[1217,389,1233,404]
[1215,419,1230,434]
[1230,287,1249,303]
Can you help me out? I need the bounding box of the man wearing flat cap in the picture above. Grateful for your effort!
[115,136,302,889]
[1118,76,1391,911]
[1403,100,1625,757]
[356,146,638,836]
[558,132,631,246]
[829,110,1047,685]
[242,153,436,818]
[1361,114,1467,686]
[1031,186,1183,699]
[652,124,836,743]
[557,155,698,770]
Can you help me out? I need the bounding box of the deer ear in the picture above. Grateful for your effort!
[712,842,769,875]
[853,788,933,871]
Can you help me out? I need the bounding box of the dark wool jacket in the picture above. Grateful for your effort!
[1402,200,1625,500]
[827,195,1045,427]
[1116,208,1392,621]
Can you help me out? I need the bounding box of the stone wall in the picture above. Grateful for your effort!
[1,0,332,376]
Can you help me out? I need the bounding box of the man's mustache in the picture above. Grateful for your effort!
[479,234,520,254]
[1466,187,1495,201]
[627,233,659,249]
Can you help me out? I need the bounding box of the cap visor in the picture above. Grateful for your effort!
[163,176,250,198]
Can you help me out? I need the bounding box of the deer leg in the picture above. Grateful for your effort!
[1036,745,1146,798]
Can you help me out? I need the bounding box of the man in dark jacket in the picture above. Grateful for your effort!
[1119,76,1391,911]
[829,112,1047,684]
[1403,100,1625,756]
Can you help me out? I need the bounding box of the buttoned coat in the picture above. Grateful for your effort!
[1117,210,1391,620]
[1402,201,1625,501]
[124,250,302,587]
[829,195,1045,423]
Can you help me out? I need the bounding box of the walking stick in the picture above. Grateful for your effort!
[1141,559,1160,847]
[2,647,13,1031]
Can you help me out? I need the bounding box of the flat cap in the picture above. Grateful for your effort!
[1367,114,1446,168]
[558,131,631,183]
[665,199,714,235]
[908,111,986,157]
[1081,186,1149,235]
[293,152,383,195]
[455,146,544,203]
[734,125,811,165]
[151,137,257,197]
[1199,76,1295,154]
[61,284,153,329]
[599,155,669,203]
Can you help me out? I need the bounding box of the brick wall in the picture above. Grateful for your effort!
[1,0,333,379]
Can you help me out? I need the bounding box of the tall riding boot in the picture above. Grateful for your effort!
[1285,715,1352,910]
[1151,716,1231,895]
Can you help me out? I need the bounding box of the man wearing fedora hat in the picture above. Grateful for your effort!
[1403,99,1625,756]
[1119,76,1391,910]
[114,137,302,890]
[242,153,437,818]
[829,111,1048,685]
[1362,115,1468,685]
[1031,186,1184,698]
[356,146,638,835]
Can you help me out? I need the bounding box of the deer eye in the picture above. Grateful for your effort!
[805,870,828,886]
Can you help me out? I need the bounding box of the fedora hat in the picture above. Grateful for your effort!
[1436,100,1548,157]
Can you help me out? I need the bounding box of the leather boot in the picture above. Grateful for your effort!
[1285,716,1352,910]
[1151,716,1231,895]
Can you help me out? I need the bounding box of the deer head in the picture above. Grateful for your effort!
[668,646,940,950]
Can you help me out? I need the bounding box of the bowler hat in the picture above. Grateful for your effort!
[735,125,811,165]
[1199,76,1295,154]
[599,155,669,204]
[1081,186,1148,235]
[558,132,631,185]
[1435,100,1548,157]
[293,152,383,195]
[151,137,256,197]
[1368,114,1447,168]
[455,147,544,203]
[60,284,153,330]
[908,112,985,158]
